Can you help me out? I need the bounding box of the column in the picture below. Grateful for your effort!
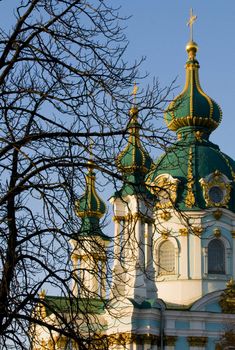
[202,247,208,277]
[193,235,202,279]
[71,254,78,296]
[113,217,121,260]
[179,229,188,279]
[101,260,106,298]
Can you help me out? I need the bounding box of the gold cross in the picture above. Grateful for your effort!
[132,82,138,104]
[187,8,197,42]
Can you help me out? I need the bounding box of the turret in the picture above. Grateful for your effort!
[165,40,222,140]
[110,92,157,300]
[70,162,110,298]
[116,104,153,196]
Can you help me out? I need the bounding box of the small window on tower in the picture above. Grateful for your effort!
[208,239,225,274]
[158,240,175,275]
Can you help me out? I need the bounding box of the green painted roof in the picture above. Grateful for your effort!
[43,296,106,316]
[117,107,152,176]
[71,216,110,240]
[164,41,222,135]
[147,41,235,212]
[74,164,109,240]
[116,106,153,196]
[75,165,106,219]
[147,136,235,212]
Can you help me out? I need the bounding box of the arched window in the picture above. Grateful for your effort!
[159,240,175,275]
[208,239,225,274]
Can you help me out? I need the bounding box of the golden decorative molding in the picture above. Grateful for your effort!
[200,170,231,208]
[164,335,177,346]
[107,333,159,345]
[161,230,170,240]
[148,173,180,209]
[37,290,47,320]
[219,279,235,313]
[179,228,188,236]
[215,344,222,350]
[113,214,154,224]
[166,115,219,132]
[213,209,222,220]
[192,226,203,236]
[160,211,172,221]
[231,230,235,238]
[185,147,195,208]
[213,227,221,237]
[187,336,207,346]
[194,130,204,141]
[112,216,125,222]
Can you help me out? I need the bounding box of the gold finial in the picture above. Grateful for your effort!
[187,8,197,42]
[88,137,94,161]
[39,289,46,299]
[132,82,138,104]
[129,82,139,117]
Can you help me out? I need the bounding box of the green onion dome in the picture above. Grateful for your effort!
[74,164,109,239]
[75,164,106,219]
[117,106,153,176]
[146,137,235,212]
[115,106,153,196]
[164,41,222,136]
[146,41,235,212]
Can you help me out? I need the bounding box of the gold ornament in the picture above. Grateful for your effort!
[200,170,231,208]
[193,226,203,236]
[185,147,195,208]
[213,228,221,237]
[213,209,222,220]
[179,228,188,236]
[149,174,179,209]
[160,211,172,221]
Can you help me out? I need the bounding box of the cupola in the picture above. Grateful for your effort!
[116,85,153,196]
[147,13,235,212]
[74,162,109,239]
[117,105,152,176]
[164,40,222,138]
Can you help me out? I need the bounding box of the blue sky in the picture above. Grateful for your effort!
[1,1,234,155]
[1,2,235,211]
[0,1,234,294]
[115,1,235,157]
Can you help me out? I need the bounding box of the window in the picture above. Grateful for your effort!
[208,239,225,274]
[159,240,175,275]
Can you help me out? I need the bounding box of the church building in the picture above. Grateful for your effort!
[32,17,235,350]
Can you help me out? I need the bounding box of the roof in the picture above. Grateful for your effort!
[115,106,153,197]
[74,165,109,240]
[43,296,106,316]
[164,41,222,135]
[147,41,235,212]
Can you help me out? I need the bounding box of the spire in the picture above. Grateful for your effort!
[164,10,222,138]
[117,84,152,189]
[74,162,109,240]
